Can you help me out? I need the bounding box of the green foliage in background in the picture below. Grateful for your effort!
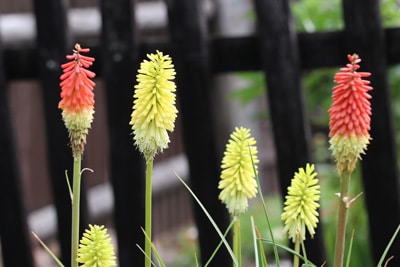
[292,0,343,32]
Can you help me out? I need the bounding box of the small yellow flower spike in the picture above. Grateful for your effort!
[77,224,117,267]
[130,50,178,161]
[281,164,320,242]
[218,127,259,216]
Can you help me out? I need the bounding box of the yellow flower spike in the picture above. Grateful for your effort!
[281,163,320,243]
[130,50,178,161]
[77,224,117,267]
[218,127,259,216]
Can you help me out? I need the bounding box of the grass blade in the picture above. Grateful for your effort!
[377,224,400,267]
[250,216,259,267]
[174,171,238,267]
[140,227,166,267]
[255,226,269,267]
[261,239,317,267]
[345,230,355,267]
[250,151,280,267]
[204,219,235,267]
[32,232,65,267]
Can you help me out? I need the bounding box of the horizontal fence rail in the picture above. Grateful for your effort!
[4,27,400,79]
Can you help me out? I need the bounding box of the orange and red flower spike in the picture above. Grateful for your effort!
[328,54,372,174]
[59,43,96,157]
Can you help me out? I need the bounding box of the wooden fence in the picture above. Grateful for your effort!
[1,0,400,266]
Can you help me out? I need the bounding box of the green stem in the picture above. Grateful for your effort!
[71,155,82,267]
[233,216,241,267]
[293,239,300,267]
[334,170,351,267]
[145,158,154,267]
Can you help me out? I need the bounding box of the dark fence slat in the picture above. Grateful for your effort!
[0,39,34,267]
[253,0,326,264]
[32,0,89,263]
[99,0,145,266]
[166,0,231,266]
[386,28,400,65]
[342,0,400,264]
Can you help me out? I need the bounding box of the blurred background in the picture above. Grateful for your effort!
[1,0,400,266]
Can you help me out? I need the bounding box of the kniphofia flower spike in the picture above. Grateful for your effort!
[59,43,95,157]
[281,163,320,242]
[328,54,372,174]
[218,127,259,216]
[77,224,117,267]
[130,50,178,161]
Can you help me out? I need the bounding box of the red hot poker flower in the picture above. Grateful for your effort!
[59,43,96,157]
[328,54,372,174]
[59,44,95,113]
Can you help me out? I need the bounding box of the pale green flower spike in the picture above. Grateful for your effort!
[218,126,259,216]
[281,163,320,242]
[130,50,178,161]
[77,224,117,267]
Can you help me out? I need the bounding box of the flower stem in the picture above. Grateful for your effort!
[233,216,241,267]
[334,170,351,267]
[292,238,300,267]
[145,158,154,267]
[71,155,82,267]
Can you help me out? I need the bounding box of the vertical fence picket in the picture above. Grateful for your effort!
[100,0,145,266]
[32,0,89,263]
[342,0,400,264]
[0,39,34,267]
[166,0,231,266]
[253,0,326,263]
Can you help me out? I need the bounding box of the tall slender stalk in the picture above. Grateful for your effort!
[233,217,241,267]
[334,170,351,267]
[71,155,82,267]
[293,239,300,267]
[145,158,154,267]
